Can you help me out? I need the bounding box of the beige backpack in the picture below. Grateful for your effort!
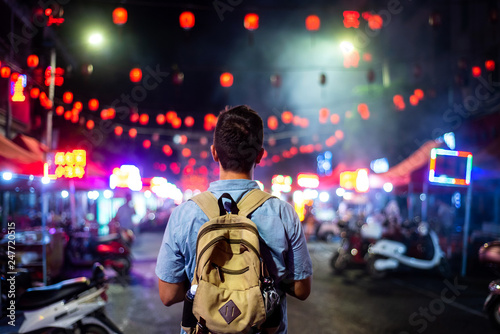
[185,189,279,334]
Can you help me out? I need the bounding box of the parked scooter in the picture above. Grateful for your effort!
[330,218,376,274]
[366,221,451,278]
[65,225,132,277]
[478,241,500,330]
[0,263,123,334]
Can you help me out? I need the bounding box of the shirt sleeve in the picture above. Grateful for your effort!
[155,204,188,283]
[280,201,313,281]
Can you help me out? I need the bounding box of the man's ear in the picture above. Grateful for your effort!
[255,148,265,164]
[211,145,219,162]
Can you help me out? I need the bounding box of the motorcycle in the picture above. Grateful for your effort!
[366,221,451,278]
[330,218,377,274]
[65,226,132,277]
[0,263,123,334]
[478,241,500,330]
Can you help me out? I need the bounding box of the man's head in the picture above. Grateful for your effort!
[212,105,264,174]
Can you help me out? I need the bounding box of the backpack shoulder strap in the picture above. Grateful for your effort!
[189,191,220,220]
[237,189,275,217]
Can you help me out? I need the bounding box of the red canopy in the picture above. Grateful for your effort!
[370,139,443,188]
[0,133,108,180]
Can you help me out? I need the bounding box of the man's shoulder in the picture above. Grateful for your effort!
[171,199,204,217]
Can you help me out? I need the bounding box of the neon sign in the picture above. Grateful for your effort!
[340,168,370,193]
[10,74,27,102]
[110,165,142,191]
[271,175,292,193]
[44,150,86,179]
[429,148,472,186]
[297,173,319,189]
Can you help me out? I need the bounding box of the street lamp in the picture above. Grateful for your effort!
[340,41,355,54]
[88,33,104,46]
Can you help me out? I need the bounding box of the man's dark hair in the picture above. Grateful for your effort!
[214,105,264,173]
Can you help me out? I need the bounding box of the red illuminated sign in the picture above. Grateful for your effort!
[343,11,360,28]
[10,74,27,102]
[45,67,65,87]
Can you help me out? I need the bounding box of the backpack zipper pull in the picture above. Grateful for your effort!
[213,263,224,283]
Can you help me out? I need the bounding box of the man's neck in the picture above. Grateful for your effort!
[219,168,253,180]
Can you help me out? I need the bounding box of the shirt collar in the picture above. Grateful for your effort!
[208,179,260,192]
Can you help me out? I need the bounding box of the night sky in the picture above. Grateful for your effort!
[2,0,496,185]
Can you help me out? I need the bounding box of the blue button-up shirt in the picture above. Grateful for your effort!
[156,179,313,333]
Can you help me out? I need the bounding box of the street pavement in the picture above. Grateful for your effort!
[67,232,498,334]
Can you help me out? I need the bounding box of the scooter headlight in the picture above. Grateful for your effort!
[489,281,500,292]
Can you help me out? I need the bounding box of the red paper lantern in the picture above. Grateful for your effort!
[393,95,404,105]
[64,111,72,120]
[244,13,259,31]
[156,114,166,125]
[139,113,149,125]
[63,92,73,104]
[129,128,137,138]
[100,109,109,120]
[335,130,344,140]
[55,106,64,116]
[330,114,340,124]
[1,67,11,78]
[293,116,301,126]
[220,72,234,87]
[162,145,173,156]
[130,68,142,83]
[86,120,95,130]
[88,99,99,111]
[414,89,424,100]
[409,95,419,106]
[179,135,188,145]
[114,126,123,136]
[143,139,151,149]
[113,7,128,25]
[281,111,293,124]
[358,104,370,120]
[267,116,278,130]
[299,118,309,128]
[172,117,182,129]
[30,87,40,99]
[203,113,217,131]
[472,66,481,78]
[185,116,195,127]
[368,14,383,30]
[107,108,116,119]
[319,108,330,123]
[130,112,139,123]
[180,11,195,30]
[485,60,496,72]
[166,111,177,123]
[343,11,360,28]
[27,55,39,68]
[74,101,83,111]
[305,15,320,31]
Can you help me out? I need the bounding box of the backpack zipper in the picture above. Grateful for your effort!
[196,222,259,255]
[212,263,250,282]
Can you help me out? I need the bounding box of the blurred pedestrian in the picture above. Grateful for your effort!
[115,193,136,233]
[156,105,312,334]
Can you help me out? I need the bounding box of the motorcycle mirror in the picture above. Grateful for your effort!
[92,262,106,283]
